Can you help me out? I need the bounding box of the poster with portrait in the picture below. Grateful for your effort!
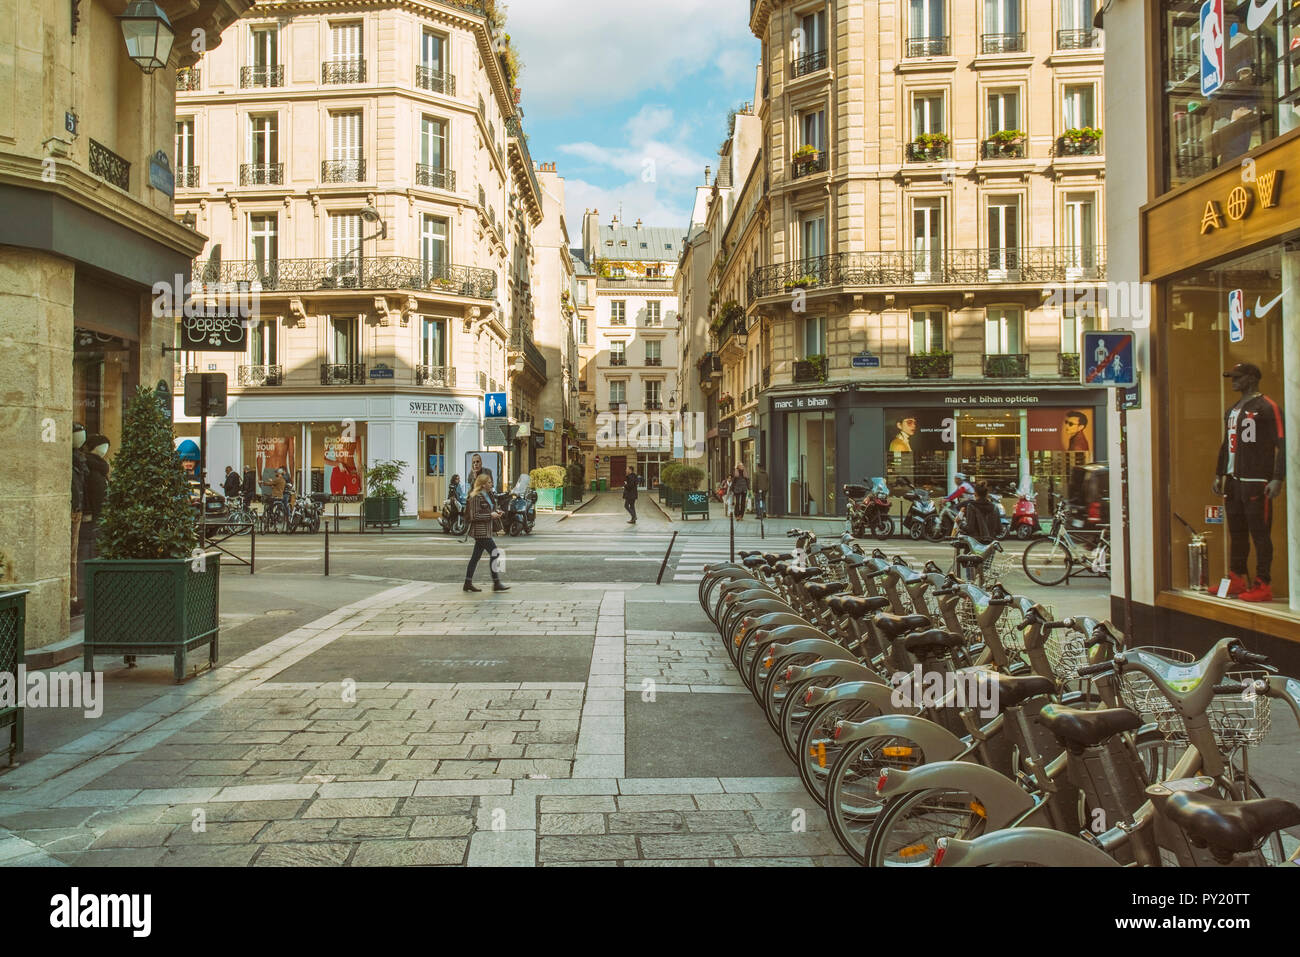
[884,410,954,455]
[255,436,295,493]
[1028,408,1096,453]
[465,450,503,493]
[323,437,362,496]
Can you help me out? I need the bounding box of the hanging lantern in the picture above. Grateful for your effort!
[118,0,175,74]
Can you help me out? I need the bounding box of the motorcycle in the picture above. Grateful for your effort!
[842,483,870,538]
[505,474,537,536]
[894,478,940,541]
[440,491,468,536]
[1008,482,1042,539]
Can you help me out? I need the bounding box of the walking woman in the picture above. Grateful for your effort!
[463,473,510,592]
[731,465,750,519]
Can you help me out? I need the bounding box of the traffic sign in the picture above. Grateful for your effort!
[484,392,507,418]
[1083,332,1136,388]
[183,372,228,416]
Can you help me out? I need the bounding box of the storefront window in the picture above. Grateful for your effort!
[787,411,836,515]
[957,410,1021,491]
[1165,242,1294,614]
[73,328,135,457]
[885,410,952,495]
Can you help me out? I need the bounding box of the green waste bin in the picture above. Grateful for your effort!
[599,478,608,491]
[590,479,598,491]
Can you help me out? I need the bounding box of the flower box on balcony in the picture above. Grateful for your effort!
[793,355,827,383]
[1060,127,1103,155]
[783,275,819,291]
[907,352,954,379]
[792,144,819,165]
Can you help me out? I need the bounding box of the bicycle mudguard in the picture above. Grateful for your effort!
[832,713,964,757]
[934,828,1119,867]
[806,680,904,714]
[757,623,832,646]
[876,760,1034,830]
[785,659,884,687]
[768,639,857,669]
[729,608,805,646]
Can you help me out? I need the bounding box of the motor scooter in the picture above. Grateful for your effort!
[505,474,537,536]
[894,478,940,541]
[1008,481,1041,539]
[842,483,869,538]
[440,491,468,536]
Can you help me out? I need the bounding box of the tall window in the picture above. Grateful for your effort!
[610,301,626,325]
[420,116,447,170]
[421,215,448,280]
[331,110,363,175]
[911,309,945,353]
[1059,0,1095,34]
[910,0,945,39]
[175,118,195,169]
[421,317,446,367]
[645,340,662,366]
[1060,304,1094,355]
[248,114,277,165]
[984,0,1019,35]
[913,93,944,135]
[985,307,1023,354]
[646,300,661,326]
[578,316,588,343]
[249,214,277,273]
[575,282,588,305]
[330,213,362,271]
[987,195,1020,272]
[645,380,662,408]
[987,90,1020,133]
[331,317,359,365]
[801,109,826,151]
[610,341,627,365]
[1063,84,1095,129]
[248,319,277,366]
[249,25,278,85]
[913,199,943,277]
[421,29,445,71]
[803,315,826,357]
[802,214,827,259]
[798,9,826,55]
[331,21,362,61]
[609,380,626,406]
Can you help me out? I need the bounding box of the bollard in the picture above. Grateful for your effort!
[250,522,256,576]
[656,530,679,585]
[324,524,330,576]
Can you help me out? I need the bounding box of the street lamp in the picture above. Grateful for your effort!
[118,0,175,74]
[360,204,388,241]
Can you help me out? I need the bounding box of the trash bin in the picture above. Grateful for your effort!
[598,478,608,491]
[590,479,598,491]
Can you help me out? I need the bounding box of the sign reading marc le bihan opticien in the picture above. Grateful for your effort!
[152,272,255,352]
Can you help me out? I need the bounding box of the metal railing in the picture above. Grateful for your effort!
[716,312,747,346]
[609,355,627,366]
[596,276,674,289]
[237,364,283,386]
[176,68,200,91]
[241,65,284,88]
[1056,135,1102,156]
[194,257,497,298]
[698,353,722,378]
[240,162,283,185]
[645,400,663,411]
[416,365,456,386]
[906,140,951,162]
[322,58,365,84]
[89,139,129,190]
[1058,352,1080,379]
[908,353,953,379]
[416,164,456,190]
[645,356,663,366]
[906,36,950,57]
[791,149,828,178]
[321,159,366,182]
[416,65,456,95]
[506,115,543,211]
[176,165,200,188]
[982,137,1026,159]
[320,363,366,385]
[1056,29,1099,50]
[983,353,1030,378]
[792,50,828,77]
[748,246,1106,297]
[981,32,1025,54]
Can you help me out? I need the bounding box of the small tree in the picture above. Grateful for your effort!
[365,459,408,512]
[660,462,683,490]
[666,465,704,493]
[98,386,197,560]
[529,465,566,489]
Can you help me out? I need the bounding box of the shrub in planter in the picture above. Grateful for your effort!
[665,465,704,493]
[85,386,218,682]
[530,465,566,508]
[364,459,408,527]
[660,463,685,506]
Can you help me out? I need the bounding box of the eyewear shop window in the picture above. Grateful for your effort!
[787,412,837,516]
[1165,242,1297,616]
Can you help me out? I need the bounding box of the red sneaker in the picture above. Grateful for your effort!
[1239,579,1274,603]
[1226,572,1250,597]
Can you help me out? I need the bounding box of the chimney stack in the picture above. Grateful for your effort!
[705,165,711,185]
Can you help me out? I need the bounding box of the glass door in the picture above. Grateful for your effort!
[913,200,943,281]
[987,196,1020,278]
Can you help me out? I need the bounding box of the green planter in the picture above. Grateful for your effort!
[563,485,584,507]
[535,487,562,510]
[682,491,710,519]
[84,556,220,683]
[665,488,683,507]
[0,589,28,764]
[363,496,401,528]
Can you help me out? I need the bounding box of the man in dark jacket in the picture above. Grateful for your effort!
[223,466,242,500]
[965,482,1002,545]
[623,469,639,524]
[242,466,257,506]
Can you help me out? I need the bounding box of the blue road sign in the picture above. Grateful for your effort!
[852,353,881,368]
[1083,332,1136,388]
[484,392,507,418]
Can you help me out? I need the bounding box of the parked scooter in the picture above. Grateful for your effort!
[894,478,940,541]
[843,483,870,538]
[440,488,468,536]
[1008,481,1042,539]
[505,474,537,536]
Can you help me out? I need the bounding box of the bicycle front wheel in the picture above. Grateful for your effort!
[1021,538,1073,586]
[825,734,928,863]
[866,787,991,866]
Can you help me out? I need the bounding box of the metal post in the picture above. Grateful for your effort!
[324,524,330,577]
[656,530,678,585]
[1119,401,1134,639]
[250,522,255,575]
[729,505,735,563]
[199,388,207,550]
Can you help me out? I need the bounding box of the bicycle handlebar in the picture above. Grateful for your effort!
[1076,661,1114,678]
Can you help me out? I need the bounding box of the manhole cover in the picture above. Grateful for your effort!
[264,609,296,617]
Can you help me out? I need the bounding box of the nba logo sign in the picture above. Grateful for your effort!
[1228,288,1245,342]
[1200,0,1225,96]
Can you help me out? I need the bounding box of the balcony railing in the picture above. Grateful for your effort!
[791,149,828,178]
[1056,29,1099,50]
[240,65,284,88]
[792,50,828,77]
[89,139,129,190]
[907,353,954,379]
[609,356,627,366]
[716,312,748,346]
[906,140,950,162]
[610,315,627,326]
[322,159,366,182]
[983,353,1030,378]
[596,276,674,289]
[981,137,1026,159]
[748,246,1105,297]
[793,359,827,383]
[645,356,663,366]
[240,162,283,186]
[645,400,663,411]
[510,328,547,377]
[1056,135,1102,157]
[417,365,457,387]
[1058,352,1080,379]
[237,364,283,386]
[906,36,950,57]
[176,165,200,188]
[320,363,366,385]
[322,58,365,84]
[193,257,497,298]
[981,32,1026,54]
[416,164,456,190]
[416,65,456,95]
[176,67,200,91]
[698,353,722,378]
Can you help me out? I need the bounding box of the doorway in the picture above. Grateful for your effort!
[609,455,627,487]
[419,426,447,517]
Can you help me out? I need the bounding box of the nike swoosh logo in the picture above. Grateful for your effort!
[1255,290,1286,317]
[1247,0,1281,31]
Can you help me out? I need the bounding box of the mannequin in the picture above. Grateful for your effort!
[1213,362,1285,602]
[70,423,89,615]
[82,435,111,592]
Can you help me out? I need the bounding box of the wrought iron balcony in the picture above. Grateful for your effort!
[747,246,1106,298]
[237,364,283,386]
[645,400,663,411]
[416,65,456,95]
[906,36,950,57]
[416,164,456,190]
[609,356,627,366]
[241,65,284,88]
[906,139,951,162]
[792,49,828,77]
[322,159,366,182]
[176,67,200,91]
[791,149,828,178]
[322,58,365,84]
[908,353,953,379]
[240,162,283,186]
[417,365,456,386]
[1056,29,1100,50]
[193,257,497,298]
[176,165,200,188]
[89,139,129,190]
[981,137,1027,159]
[1058,352,1081,379]
[981,32,1025,54]
[320,363,366,385]
[1056,135,1102,156]
[983,353,1030,378]
[715,312,748,347]
[645,356,663,367]
[697,352,722,378]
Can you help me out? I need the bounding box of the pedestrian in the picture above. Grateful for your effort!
[242,465,256,507]
[623,468,639,524]
[965,481,1002,545]
[752,465,770,519]
[463,473,509,592]
[271,468,287,518]
[731,465,750,519]
[223,465,241,500]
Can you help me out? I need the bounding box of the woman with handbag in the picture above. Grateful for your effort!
[463,473,509,592]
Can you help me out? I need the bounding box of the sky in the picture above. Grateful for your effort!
[504,0,761,246]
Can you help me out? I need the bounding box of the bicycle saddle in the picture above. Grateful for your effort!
[1163,791,1300,857]
[1037,704,1142,750]
[790,567,824,582]
[773,561,792,574]
[984,673,1055,709]
[738,550,763,559]
[956,553,986,566]
[872,613,931,639]
[902,629,966,657]
[842,552,867,567]
[742,555,768,569]
[806,581,849,600]
[827,595,891,618]
[763,552,793,565]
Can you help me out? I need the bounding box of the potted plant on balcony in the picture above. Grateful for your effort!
[912,132,951,160]
[530,466,566,510]
[783,274,820,291]
[988,128,1026,156]
[792,143,820,168]
[909,349,954,378]
[83,386,219,683]
[1061,127,1102,154]
[363,459,408,528]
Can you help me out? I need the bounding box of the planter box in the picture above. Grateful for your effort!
[364,496,401,528]
[84,557,220,683]
[665,488,683,507]
[0,589,27,763]
[535,487,562,510]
